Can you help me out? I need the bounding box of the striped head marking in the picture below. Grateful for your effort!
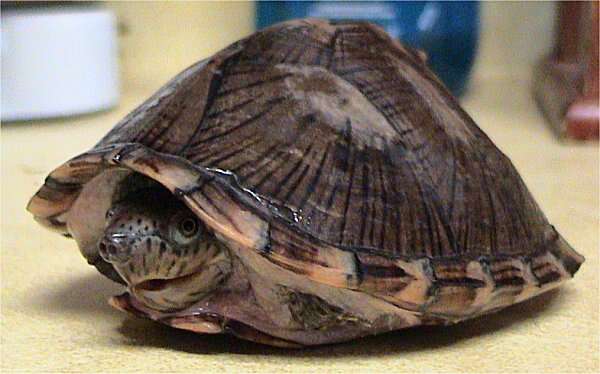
[98,185,231,311]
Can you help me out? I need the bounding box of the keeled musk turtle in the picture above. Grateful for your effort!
[27,19,584,347]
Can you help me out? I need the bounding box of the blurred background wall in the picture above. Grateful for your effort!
[107,1,255,91]
[106,1,556,92]
[475,1,555,80]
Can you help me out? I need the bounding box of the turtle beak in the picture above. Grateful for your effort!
[87,255,127,284]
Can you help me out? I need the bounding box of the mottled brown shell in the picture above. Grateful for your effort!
[28,20,583,319]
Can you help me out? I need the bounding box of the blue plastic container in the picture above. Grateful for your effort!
[256,1,479,96]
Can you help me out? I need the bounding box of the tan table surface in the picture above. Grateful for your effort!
[2,77,598,373]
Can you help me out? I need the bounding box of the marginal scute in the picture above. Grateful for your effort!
[390,258,434,309]
[547,233,585,276]
[354,252,412,293]
[425,258,489,316]
[489,257,527,288]
[530,251,570,287]
[265,223,362,288]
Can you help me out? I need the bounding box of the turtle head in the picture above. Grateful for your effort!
[98,185,231,311]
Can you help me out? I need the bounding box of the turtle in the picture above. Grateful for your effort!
[27,19,584,348]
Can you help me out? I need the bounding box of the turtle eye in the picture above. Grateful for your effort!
[179,217,199,237]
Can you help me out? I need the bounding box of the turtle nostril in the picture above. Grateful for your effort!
[98,236,131,263]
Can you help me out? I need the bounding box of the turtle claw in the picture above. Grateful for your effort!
[162,315,223,334]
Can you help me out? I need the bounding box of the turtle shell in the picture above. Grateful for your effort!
[28,19,583,319]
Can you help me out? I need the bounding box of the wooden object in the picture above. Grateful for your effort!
[533,1,599,140]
